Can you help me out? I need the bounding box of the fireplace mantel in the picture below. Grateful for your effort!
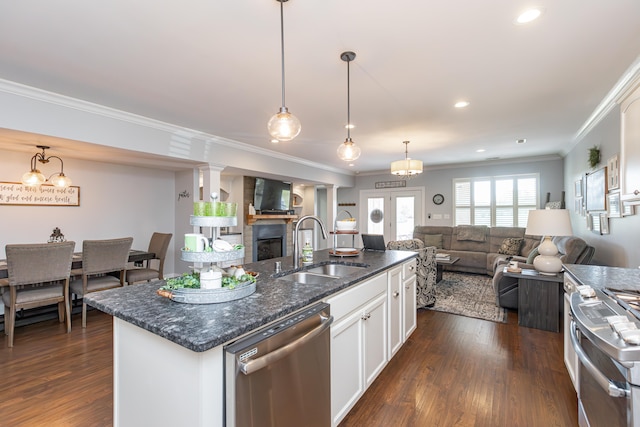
[246,214,298,225]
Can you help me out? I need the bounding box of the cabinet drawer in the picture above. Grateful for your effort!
[326,273,387,321]
[402,259,416,280]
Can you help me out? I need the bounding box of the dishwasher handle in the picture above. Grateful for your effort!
[239,314,333,375]
[570,320,629,398]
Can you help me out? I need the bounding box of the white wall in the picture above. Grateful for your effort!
[564,104,640,268]
[0,151,178,275]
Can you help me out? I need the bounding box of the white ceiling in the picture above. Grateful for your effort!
[1,1,639,174]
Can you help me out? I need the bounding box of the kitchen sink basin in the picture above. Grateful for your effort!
[306,264,367,277]
[277,263,368,285]
[277,271,337,285]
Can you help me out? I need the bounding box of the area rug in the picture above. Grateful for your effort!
[428,271,507,323]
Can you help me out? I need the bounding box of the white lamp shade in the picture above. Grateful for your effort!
[267,109,301,142]
[390,158,423,176]
[525,209,573,237]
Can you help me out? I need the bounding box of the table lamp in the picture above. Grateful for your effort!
[525,208,573,275]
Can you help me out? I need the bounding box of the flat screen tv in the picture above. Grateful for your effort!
[254,177,292,213]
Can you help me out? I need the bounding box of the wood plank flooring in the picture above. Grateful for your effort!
[0,308,577,426]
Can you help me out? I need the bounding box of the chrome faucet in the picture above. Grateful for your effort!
[293,215,328,269]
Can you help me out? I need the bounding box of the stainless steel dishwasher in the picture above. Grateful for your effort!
[224,302,333,427]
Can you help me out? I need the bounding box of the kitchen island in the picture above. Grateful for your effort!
[85,248,416,427]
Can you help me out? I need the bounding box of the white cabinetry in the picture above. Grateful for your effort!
[388,260,418,358]
[402,260,417,340]
[326,272,388,427]
[563,274,579,393]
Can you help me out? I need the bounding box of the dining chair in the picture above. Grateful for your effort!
[126,232,172,285]
[2,241,75,347]
[70,237,133,328]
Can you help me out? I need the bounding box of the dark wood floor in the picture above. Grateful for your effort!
[0,308,577,426]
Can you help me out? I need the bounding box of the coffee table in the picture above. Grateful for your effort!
[435,256,460,283]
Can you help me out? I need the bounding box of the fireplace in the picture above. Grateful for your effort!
[252,224,287,262]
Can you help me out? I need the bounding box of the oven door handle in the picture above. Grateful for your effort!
[570,321,630,398]
[239,314,333,375]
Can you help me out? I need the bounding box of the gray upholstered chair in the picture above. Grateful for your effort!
[126,232,172,285]
[1,241,75,347]
[70,237,133,327]
[386,239,437,308]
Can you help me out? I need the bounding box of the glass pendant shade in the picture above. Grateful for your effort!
[268,107,301,142]
[49,173,72,188]
[337,138,361,161]
[21,169,46,186]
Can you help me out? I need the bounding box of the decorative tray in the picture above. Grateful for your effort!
[157,280,256,304]
[329,248,360,257]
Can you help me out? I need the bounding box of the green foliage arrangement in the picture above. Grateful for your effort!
[588,146,600,169]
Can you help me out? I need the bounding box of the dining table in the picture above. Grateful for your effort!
[0,249,155,282]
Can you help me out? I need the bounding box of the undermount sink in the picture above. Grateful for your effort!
[277,271,337,285]
[277,263,368,285]
[306,264,367,277]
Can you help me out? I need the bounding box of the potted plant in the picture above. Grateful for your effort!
[588,146,600,169]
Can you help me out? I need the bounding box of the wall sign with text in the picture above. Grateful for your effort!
[0,182,80,206]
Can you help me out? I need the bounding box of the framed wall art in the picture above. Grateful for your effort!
[607,155,620,190]
[585,167,607,212]
[607,192,621,218]
[0,182,80,206]
[600,214,610,235]
[574,177,583,198]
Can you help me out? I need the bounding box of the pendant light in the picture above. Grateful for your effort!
[267,0,301,142]
[337,51,361,162]
[390,141,423,178]
[21,145,72,188]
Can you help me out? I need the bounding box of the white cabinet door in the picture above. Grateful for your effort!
[403,273,417,340]
[363,292,388,387]
[388,266,403,357]
[330,309,364,426]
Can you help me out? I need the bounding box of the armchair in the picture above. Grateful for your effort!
[386,239,437,308]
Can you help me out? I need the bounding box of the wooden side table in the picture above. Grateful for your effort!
[503,267,564,332]
[435,256,460,283]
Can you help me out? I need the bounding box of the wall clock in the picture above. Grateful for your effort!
[432,194,444,205]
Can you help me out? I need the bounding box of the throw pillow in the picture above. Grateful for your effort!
[527,247,540,264]
[498,237,523,255]
[422,234,443,249]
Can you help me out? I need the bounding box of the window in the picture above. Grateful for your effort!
[454,174,538,227]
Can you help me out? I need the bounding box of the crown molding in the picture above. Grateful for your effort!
[572,55,640,145]
[0,78,354,177]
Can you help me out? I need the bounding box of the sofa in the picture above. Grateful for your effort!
[386,239,437,308]
[412,225,541,276]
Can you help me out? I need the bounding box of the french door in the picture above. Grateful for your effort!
[359,188,424,243]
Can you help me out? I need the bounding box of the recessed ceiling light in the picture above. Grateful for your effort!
[476,148,486,153]
[454,101,470,108]
[348,163,354,167]
[270,138,279,143]
[516,138,527,144]
[516,8,542,24]
[345,124,355,129]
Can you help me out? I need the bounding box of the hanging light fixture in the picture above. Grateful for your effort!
[21,145,72,188]
[337,51,361,162]
[267,0,301,142]
[390,141,423,178]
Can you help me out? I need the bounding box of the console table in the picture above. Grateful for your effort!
[503,267,564,332]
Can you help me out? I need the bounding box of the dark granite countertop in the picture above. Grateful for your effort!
[564,264,640,290]
[85,249,415,353]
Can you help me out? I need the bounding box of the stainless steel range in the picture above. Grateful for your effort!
[570,286,640,427]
